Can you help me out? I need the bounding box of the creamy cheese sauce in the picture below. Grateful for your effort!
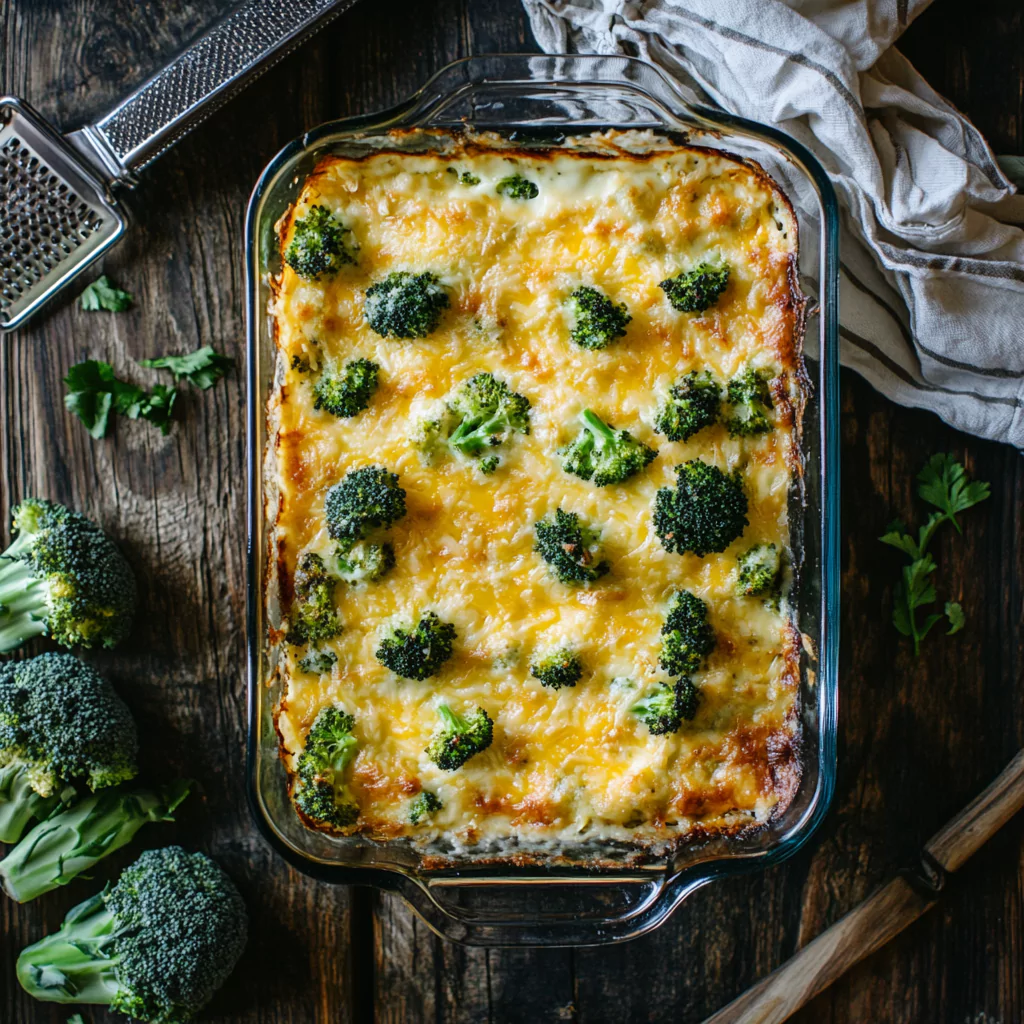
[270,135,803,848]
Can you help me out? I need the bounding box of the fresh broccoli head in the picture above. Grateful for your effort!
[560,409,657,486]
[655,371,722,442]
[737,543,782,597]
[324,466,407,545]
[659,262,730,313]
[426,704,493,771]
[408,790,442,825]
[364,271,449,339]
[632,679,699,735]
[653,459,749,557]
[533,508,610,586]
[0,499,136,653]
[335,541,395,584]
[286,553,342,647]
[723,367,774,436]
[375,612,457,680]
[313,358,380,418]
[298,648,337,675]
[530,647,583,690]
[284,204,357,280]
[16,845,247,1023]
[495,174,539,200]
[0,653,138,844]
[660,590,715,676]
[293,705,360,830]
[567,286,632,350]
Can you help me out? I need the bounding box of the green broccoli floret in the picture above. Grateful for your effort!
[653,459,749,557]
[0,654,138,844]
[660,591,715,676]
[298,648,337,675]
[567,286,631,350]
[313,358,380,418]
[0,779,192,904]
[530,648,583,690]
[723,367,774,436]
[0,499,136,654]
[364,271,449,339]
[285,552,342,647]
[659,262,730,313]
[426,705,493,771]
[560,408,656,486]
[335,541,395,584]
[408,790,442,825]
[293,705,360,830]
[447,168,480,186]
[655,371,722,442]
[284,205,357,280]
[324,466,407,545]
[533,508,610,586]
[16,845,247,1023]
[495,174,539,200]
[479,455,500,475]
[632,679,699,735]
[375,612,457,680]
[737,543,782,597]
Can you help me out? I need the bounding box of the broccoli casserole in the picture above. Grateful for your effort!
[267,131,805,854]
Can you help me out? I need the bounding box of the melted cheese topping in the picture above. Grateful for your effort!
[269,133,803,852]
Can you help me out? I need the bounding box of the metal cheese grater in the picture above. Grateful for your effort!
[0,0,356,332]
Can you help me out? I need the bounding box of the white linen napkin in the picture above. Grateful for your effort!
[521,0,1024,447]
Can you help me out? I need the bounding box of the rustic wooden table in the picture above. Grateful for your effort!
[1,1,1021,1021]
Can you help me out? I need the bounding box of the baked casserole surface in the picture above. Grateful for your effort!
[268,131,804,853]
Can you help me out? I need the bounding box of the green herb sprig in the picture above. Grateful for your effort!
[79,275,132,312]
[879,453,989,655]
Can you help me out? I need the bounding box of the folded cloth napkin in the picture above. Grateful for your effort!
[521,0,1024,447]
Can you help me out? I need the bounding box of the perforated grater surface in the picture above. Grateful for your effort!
[0,0,356,331]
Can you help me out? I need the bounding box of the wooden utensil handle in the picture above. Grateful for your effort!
[703,877,933,1024]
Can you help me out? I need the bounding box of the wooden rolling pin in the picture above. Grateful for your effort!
[703,748,1024,1024]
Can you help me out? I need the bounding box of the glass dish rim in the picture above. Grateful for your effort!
[245,52,841,946]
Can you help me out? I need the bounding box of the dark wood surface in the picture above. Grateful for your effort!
[1,1,1021,1021]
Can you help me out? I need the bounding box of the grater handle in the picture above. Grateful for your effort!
[74,0,354,183]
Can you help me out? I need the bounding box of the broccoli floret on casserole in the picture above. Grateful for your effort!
[632,679,700,735]
[559,408,656,486]
[567,286,631,350]
[655,371,722,442]
[285,205,357,280]
[495,174,539,200]
[313,358,380,418]
[408,790,442,825]
[530,647,584,690]
[324,466,407,545]
[286,553,342,647]
[0,498,136,654]
[426,705,493,771]
[375,612,457,680]
[723,367,775,437]
[364,271,449,339]
[293,705,360,830]
[533,508,610,586]
[653,459,749,557]
[736,543,782,597]
[659,590,716,677]
[659,262,730,313]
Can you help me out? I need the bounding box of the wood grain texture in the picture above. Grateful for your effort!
[0,1,1021,1023]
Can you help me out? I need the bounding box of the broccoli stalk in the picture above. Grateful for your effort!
[16,846,248,1022]
[632,679,699,735]
[364,271,449,339]
[655,371,722,442]
[653,460,749,557]
[723,368,774,437]
[0,499,136,653]
[659,262,730,313]
[0,780,192,904]
[560,409,657,486]
[426,705,493,771]
[737,543,782,597]
[293,706,360,830]
[375,612,457,680]
[313,358,380,418]
[0,653,138,844]
[530,648,584,689]
[660,591,716,676]
[533,508,610,586]
[567,286,631,350]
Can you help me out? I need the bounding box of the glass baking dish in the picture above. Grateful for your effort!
[245,53,840,946]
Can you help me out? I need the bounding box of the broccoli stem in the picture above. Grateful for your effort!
[0,780,192,903]
[0,547,48,653]
[579,408,616,444]
[0,763,62,845]
[448,414,505,455]
[16,890,122,1004]
[436,704,460,731]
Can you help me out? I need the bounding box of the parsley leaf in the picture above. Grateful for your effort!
[63,360,177,438]
[139,345,234,390]
[945,601,966,635]
[79,275,133,312]
[917,453,991,534]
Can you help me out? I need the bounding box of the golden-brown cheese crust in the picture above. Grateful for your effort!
[267,131,804,854]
